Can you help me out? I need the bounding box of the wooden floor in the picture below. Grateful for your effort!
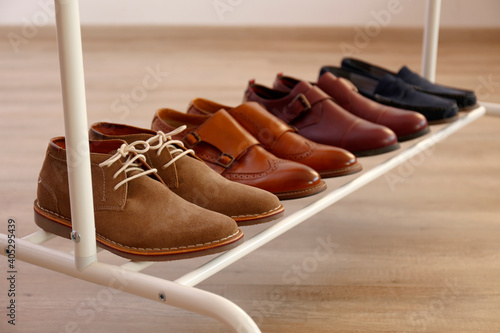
[1,26,500,332]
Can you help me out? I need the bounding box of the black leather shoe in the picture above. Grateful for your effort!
[320,66,459,124]
[341,58,477,110]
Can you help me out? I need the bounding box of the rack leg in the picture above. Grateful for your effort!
[1,234,261,333]
[421,0,442,82]
[54,0,97,270]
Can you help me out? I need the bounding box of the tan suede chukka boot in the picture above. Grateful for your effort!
[89,122,284,225]
[34,137,243,260]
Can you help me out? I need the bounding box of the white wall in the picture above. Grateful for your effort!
[1,0,499,28]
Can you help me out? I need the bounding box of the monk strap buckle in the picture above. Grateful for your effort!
[216,153,235,168]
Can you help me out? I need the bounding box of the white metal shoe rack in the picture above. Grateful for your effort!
[1,0,498,332]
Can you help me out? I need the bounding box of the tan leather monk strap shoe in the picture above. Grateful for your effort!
[152,108,327,200]
[187,98,362,178]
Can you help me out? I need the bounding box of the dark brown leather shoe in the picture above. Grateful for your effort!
[35,137,244,260]
[187,98,362,178]
[244,80,400,157]
[273,72,430,142]
[152,108,327,199]
[89,122,284,225]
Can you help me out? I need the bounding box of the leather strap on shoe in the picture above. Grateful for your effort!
[182,110,260,172]
[230,102,296,150]
[283,86,331,124]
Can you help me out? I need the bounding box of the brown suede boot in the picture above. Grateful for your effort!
[89,122,284,225]
[34,137,244,260]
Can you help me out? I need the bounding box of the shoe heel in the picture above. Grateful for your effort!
[34,207,73,240]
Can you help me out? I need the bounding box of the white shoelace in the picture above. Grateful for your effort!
[131,125,195,170]
[99,142,158,190]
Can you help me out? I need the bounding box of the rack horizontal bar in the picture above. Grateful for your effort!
[175,106,486,287]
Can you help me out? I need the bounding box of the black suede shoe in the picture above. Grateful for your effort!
[341,58,477,110]
[320,66,459,124]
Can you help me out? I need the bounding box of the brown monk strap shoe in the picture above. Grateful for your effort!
[34,137,243,260]
[244,80,400,157]
[187,98,362,178]
[152,108,327,200]
[89,122,284,225]
[273,73,430,142]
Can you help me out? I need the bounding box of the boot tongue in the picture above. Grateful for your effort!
[127,160,165,185]
[94,139,167,186]
[89,139,126,154]
[89,122,159,157]
[90,122,157,138]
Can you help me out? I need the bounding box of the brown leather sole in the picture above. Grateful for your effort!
[33,202,244,261]
[234,204,285,226]
[318,162,363,178]
[274,181,327,200]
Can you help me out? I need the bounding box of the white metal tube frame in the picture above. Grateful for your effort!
[1,0,499,332]
[50,0,261,331]
[420,0,500,117]
[54,0,97,271]
[482,101,500,117]
[421,0,442,82]
[175,106,486,287]
[0,234,260,333]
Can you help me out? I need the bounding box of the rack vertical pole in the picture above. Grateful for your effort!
[54,0,97,270]
[421,0,442,81]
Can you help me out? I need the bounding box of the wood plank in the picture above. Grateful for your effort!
[0,26,499,333]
